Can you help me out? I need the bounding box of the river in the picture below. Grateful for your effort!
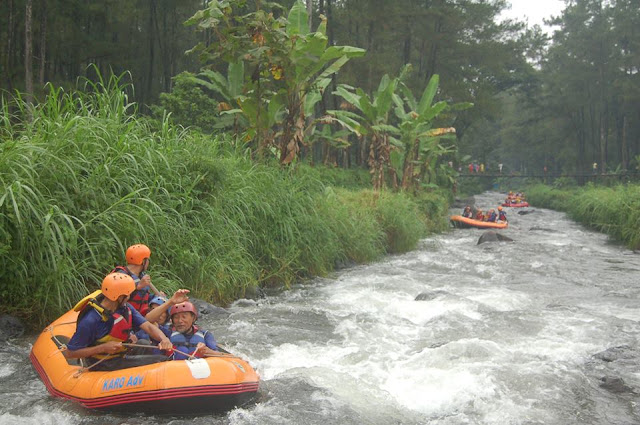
[1,191,639,424]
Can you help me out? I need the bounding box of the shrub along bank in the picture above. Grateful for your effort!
[527,183,640,250]
[0,84,449,326]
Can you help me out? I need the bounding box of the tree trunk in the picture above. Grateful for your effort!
[39,0,47,85]
[306,0,313,30]
[621,114,628,170]
[25,0,34,107]
[403,31,411,65]
[401,138,419,190]
[599,110,606,173]
[5,0,15,90]
[146,0,157,106]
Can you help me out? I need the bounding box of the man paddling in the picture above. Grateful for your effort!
[64,273,174,371]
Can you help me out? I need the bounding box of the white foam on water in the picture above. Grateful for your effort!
[465,288,532,312]
[0,407,79,425]
[0,364,15,379]
[258,342,360,380]
[385,362,497,415]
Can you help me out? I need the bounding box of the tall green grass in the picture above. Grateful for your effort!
[527,183,640,249]
[0,74,448,325]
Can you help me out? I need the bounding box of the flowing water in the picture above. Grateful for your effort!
[1,192,639,424]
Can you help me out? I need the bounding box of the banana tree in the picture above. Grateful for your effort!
[391,73,472,190]
[270,1,365,164]
[327,74,400,190]
[185,62,248,134]
[310,124,352,166]
[185,0,364,164]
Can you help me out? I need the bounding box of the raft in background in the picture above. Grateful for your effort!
[450,215,508,229]
[502,202,529,208]
[30,309,260,414]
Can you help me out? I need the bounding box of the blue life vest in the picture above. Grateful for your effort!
[499,211,507,221]
[170,325,209,360]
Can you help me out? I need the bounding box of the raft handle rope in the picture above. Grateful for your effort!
[122,343,236,359]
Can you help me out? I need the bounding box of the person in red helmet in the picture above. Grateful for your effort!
[168,301,218,360]
[112,244,165,316]
[64,273,173,371]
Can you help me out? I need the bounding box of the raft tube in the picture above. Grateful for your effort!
[30,309,259,414]
[501,202,529,208]
[450,215,508,229]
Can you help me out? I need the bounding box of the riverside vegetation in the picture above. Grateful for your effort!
[0,77,450,326]
[527,183,640,250]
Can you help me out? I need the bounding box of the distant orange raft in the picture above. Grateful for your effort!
[30,309,259,414]
[502,202,529,208]
[450,215,508,229]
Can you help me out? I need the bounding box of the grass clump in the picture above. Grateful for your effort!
[0,75,449,325]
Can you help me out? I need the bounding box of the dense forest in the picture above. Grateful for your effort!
[1,0,639,179]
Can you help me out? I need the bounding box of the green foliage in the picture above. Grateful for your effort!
[457,178,493,197]
[0,76,449,325]
[152,72,220,133]
[185,0,365,163]
[552,177,579,189]
[294,164,371,190]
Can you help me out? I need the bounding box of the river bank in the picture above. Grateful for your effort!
[526,183,640,250]
[0,82,450,327]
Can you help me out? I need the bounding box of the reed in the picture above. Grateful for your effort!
[0,76,449,325]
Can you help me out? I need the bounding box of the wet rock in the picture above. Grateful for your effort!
[477,231,514,245]
[232,298,260,308]
[599,376,636,394]
[0,315,25,341]
[415,290,449,301]
[452,196,475,209]
[517,209,536,215]
[593,345,634,362]
[190,298,230,318]
[243,285,267,300]
[529,226,556,232]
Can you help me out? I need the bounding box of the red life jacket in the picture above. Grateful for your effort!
[112,265,150,316]
[76,296,133,359]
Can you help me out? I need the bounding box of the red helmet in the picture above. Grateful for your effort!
[101,273,135,301]
[170,301,198,320]
[126,244,151,265]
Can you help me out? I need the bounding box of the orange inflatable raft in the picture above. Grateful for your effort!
[501,201,529,208]
[450,215,508,229]
[30,309,260,414]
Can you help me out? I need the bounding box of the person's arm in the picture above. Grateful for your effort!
[139,322,172,350]
[64,341,124,359]
[194,331,218,356]
[139,274,165,297]
[144,289,190,323]
[64,316,121,359]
